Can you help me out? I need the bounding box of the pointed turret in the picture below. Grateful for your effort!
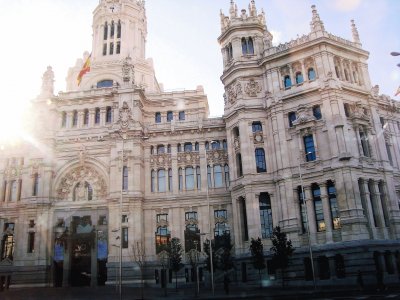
[310,5,325,34]
[249,0,257,17]
[40,66,54,98]
[229,1,237,18]
[351,19,362,47]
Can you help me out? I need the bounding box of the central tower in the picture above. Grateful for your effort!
[67,0,158,93]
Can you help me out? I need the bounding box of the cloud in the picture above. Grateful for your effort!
[333,0,362,12]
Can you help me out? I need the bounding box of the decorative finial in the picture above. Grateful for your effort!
[229,0,237,18]
[310,5,325,33]
[351,19,361,46]
[249,0,257,17]
[40,66,54,97]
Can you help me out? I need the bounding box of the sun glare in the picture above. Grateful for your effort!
[0,101,29,146]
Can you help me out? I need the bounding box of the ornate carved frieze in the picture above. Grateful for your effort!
[214,216,228,224]
[253,132,264,144]
[185,218,198,226]
[245,79,262,97]
[293,105,315,126]
[156,219,169,228]
[150,153,172,168]
[177,152,200,166]
[207,150,228,165]
[56,165,107,200]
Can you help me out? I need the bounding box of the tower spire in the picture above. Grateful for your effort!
[249,0,257,17]
[351,19,362,46]
[310,5,325,33]
[229,0,237,18]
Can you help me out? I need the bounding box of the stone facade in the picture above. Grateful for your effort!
[0,0,400,289]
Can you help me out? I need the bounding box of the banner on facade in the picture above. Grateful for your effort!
[97,239,108,260]
[54,243,64,262]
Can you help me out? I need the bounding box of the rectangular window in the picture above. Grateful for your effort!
[27,232,35,253]
[213,165,223,188]
[328,183,341,230]
[259,193,273,238]
[109,42,114,55]
[185,167,194,190]
[359,130,370,157]
[103,44,107,56]
[167,111,173,122]
[106,106,112,123]
[241,198,248,241]
[168,169,172,192]
[313,186,325,232]
[298,187,307,233]
[95,108,101,124]
[207,166,212,188]
[179,111,185,121]
[178,168,183,191]
[155,112,161,123]
[196,167,201,190]
[288,112,296,127]
[122,166,128,191]
[304,135,316,161]
[116,41,121,54]
[313,105,322,120]
[122,227,128,248]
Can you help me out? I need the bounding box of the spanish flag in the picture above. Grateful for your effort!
[395,86,400,97]
[77,54,91,86]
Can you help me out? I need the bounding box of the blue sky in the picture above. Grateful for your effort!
[0,0,399,126]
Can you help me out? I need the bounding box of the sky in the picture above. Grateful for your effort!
[0,0,399,138]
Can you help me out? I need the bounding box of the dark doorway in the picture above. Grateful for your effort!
[161,269,167,288]
[98,260,107,286]
[70,237,92,286]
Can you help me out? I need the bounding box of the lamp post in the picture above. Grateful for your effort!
[298,153,316,289]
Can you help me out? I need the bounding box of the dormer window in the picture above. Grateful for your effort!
[97,80,113,88]
[241,37,254,55]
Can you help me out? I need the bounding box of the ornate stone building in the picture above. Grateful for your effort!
[0,0,399,289]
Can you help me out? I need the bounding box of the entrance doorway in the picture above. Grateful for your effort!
[70,236,92,286]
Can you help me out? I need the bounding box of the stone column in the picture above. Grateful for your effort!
[100,108,106,126]
[89,109,95,127]
[4,181,9,203]
[320,183,333,243]
[301,60,306,81]
[360,179,377,238]
[245,191,261,240]
[78,111,84,129]
[304,186,317,244]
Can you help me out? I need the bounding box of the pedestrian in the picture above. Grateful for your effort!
[223,273,230,295]
[357,270,364,291]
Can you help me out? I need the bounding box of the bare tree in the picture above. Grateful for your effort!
[132,241,146,300]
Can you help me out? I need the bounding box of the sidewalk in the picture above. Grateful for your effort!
[2,283,400,300]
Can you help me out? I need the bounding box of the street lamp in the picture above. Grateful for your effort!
[298,153,316,289]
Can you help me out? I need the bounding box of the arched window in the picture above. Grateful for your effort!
[213,165,223,188]
[97,80,113,88]
[167,145,171,153]
[178,168,183,191]
[117,20,121,38]
[122,166,128,190]
[167,111,173,122]
[157,145,165,154]
[116,41,121,54]
[106,106,112,123]
[298,186,307,233]
[168,168,172,191]
[61,112,67,128]
[223,140,228,150]
[104,22,108,40]
[177,143,182,153]
[255,148,266,173]
[211,141,220,150]
[284,75,292,88]
[308,68,316,81]
[233,127,240,138]
[158,169,166,192]
[184,143,192,152]
[151,170,156,192]
[73,181,93,201]
[194,142,199,151]
[207,165,212,188]
[259,193,273,238]
[312,184,325,232]
[236,153,243,177]
[226,43,233,61]
[248,37,254,54]
[95,108,101,124]
[72,110,78,127]
[196,166,201,189]
[155,112,161,123]
[205,142,209,151]
[32,173,39,196]
[110,21,115,38]
[304,135,316,161]
[10,180,17,201]
[312,105,322,120]
[288,111,297,127]
[241,38,248,55]
[295,72,304,84]
[83,109,89,126]
[185,167,194,190]
[327,181,340,229]
[252,121,262,133]
[224,164,230,187]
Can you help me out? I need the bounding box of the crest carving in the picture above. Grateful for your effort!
[245,79,262,97]
[226,82,242,103]
[118,102,133,129]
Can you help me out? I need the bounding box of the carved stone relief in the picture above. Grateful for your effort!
[118,101,133,129]
[245,79,262,97]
